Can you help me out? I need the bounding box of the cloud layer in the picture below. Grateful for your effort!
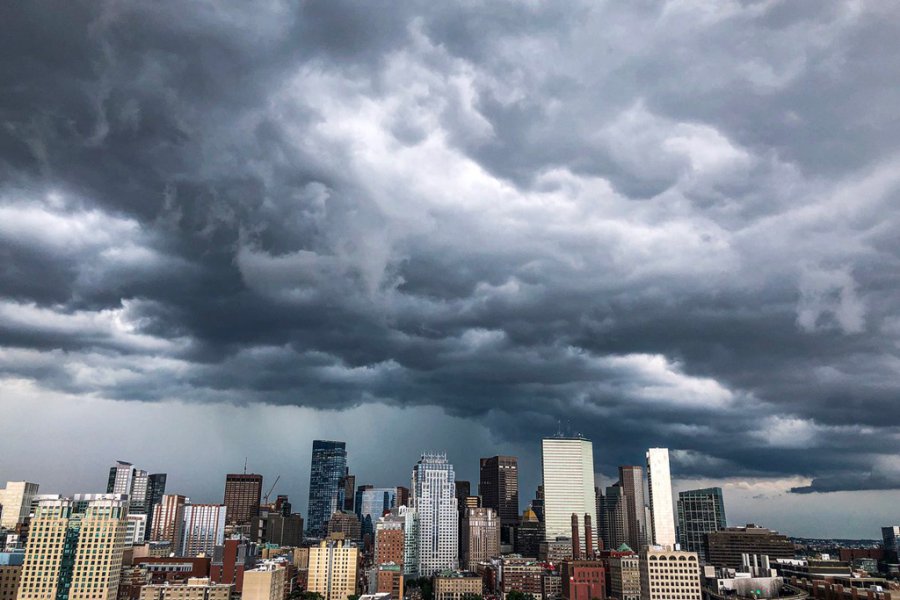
[2,0,900,506]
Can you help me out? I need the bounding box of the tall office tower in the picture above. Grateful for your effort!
[639,547,701,600]
[541,436,595,547]
[357,488,397,540]
[107,461,134,495]
[411,453,459,575]
[515,507,543,558]
[224,473,264,526]
[531,486,544,523]
[308,540,359,600]
[339,471,356,512]
[375,509,406,566]
[646,448,676,548]
[17,496,128,600]
[618,466,647,551]
[600,484,628,551]
[150,494,189,544]
[145,474,167,535]
[479,456,520,542]
[677,487,726,558]
[130,469,150,514]
[0,481,39,529]
[462,507,500,570]
[307,440,348,538]
[179,504,226,557]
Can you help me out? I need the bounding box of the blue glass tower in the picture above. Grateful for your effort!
[306,440,348,537]
[356,487,397,540]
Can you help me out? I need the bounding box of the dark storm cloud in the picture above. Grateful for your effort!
[2,0,900,495]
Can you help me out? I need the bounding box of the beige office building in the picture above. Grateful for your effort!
[639,548,701,600]
[0,482,39,529]
[0,562,22,600]
[17,496,128,600]
[138,577,232,599]
[150,495,189,545]
[308,540,358,600]
[242,562,286,600]
[462,508,500,570]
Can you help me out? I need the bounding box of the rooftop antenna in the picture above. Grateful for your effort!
[243,457,247,474]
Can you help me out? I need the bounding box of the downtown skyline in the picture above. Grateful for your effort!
[2,1,900,543]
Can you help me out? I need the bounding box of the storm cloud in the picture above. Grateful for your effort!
[2,0,900,522]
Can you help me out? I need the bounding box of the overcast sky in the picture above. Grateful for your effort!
[2,1,899,539]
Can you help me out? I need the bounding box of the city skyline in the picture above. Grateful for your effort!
[3,1,900,544]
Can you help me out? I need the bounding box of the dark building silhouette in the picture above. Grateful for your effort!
[267,513,304,547]
[677,487,726,559]
[307,440,348,537]
[618,466,647,551]
[479,456,520,543]
[515,507,543,558]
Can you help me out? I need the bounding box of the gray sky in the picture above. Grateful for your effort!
[1,1,899,538]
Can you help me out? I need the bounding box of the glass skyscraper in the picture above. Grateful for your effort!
[307,440,348,537]
[676,487,727,558]
[356,487,397,540]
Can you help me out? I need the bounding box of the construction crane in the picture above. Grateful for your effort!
[263,475,281,505]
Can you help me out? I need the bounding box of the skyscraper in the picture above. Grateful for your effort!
[462,507,500,570]
[541,436,595,545]
[145,473,167,536]
[356,487,397,540]
[224,473,264,526]
[179,504,227,557]
[479,456,520,540]
[0,481,39,529]
[150,494,189,545]
[411,453,458,575]
[107,461,134,495]
[599,484,627,551]
[677,487,726,558]
[618,466,647,551]
[339,471,356,512]
[307,440,348,537]
[646,448,676,548]
[17,495,128,600]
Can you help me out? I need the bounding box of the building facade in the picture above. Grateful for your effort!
[179,505,226,557]
[0,482,39,530]
[17,496,128,600]
[356,488,397,540]
[308,540,358,600]
[541,437,595,547]
[515,508,542,558]
[434,571,482,600]
[617,466,647,552]
[462,507,500,570]
[705,525,794,569]
[608,554,640,600]
[150,495,189,546]
[137,577,232,600]
[411,453,459,576]
[307,441,348,538]
[242,562,286,600]
[639,548,701,600]
[374,511,405,567]
[676,488,726,559]
[645,449,675,548]
[223,474,263,526]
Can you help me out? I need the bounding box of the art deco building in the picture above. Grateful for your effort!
[411,453,458,576]
[462,507,500,570]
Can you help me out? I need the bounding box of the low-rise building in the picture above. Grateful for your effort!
[375,563,404,600]
[560,561,605,600]
[639,548,701,600]
[138,577,233,600]
[242,561,286,600]
[607,554,640,600]
[308,540,358,600]
[434,570,483,600]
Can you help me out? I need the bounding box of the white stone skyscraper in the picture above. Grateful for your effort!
[411,453,458,575]
[541,436,596,545]
[646,447,676,548]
